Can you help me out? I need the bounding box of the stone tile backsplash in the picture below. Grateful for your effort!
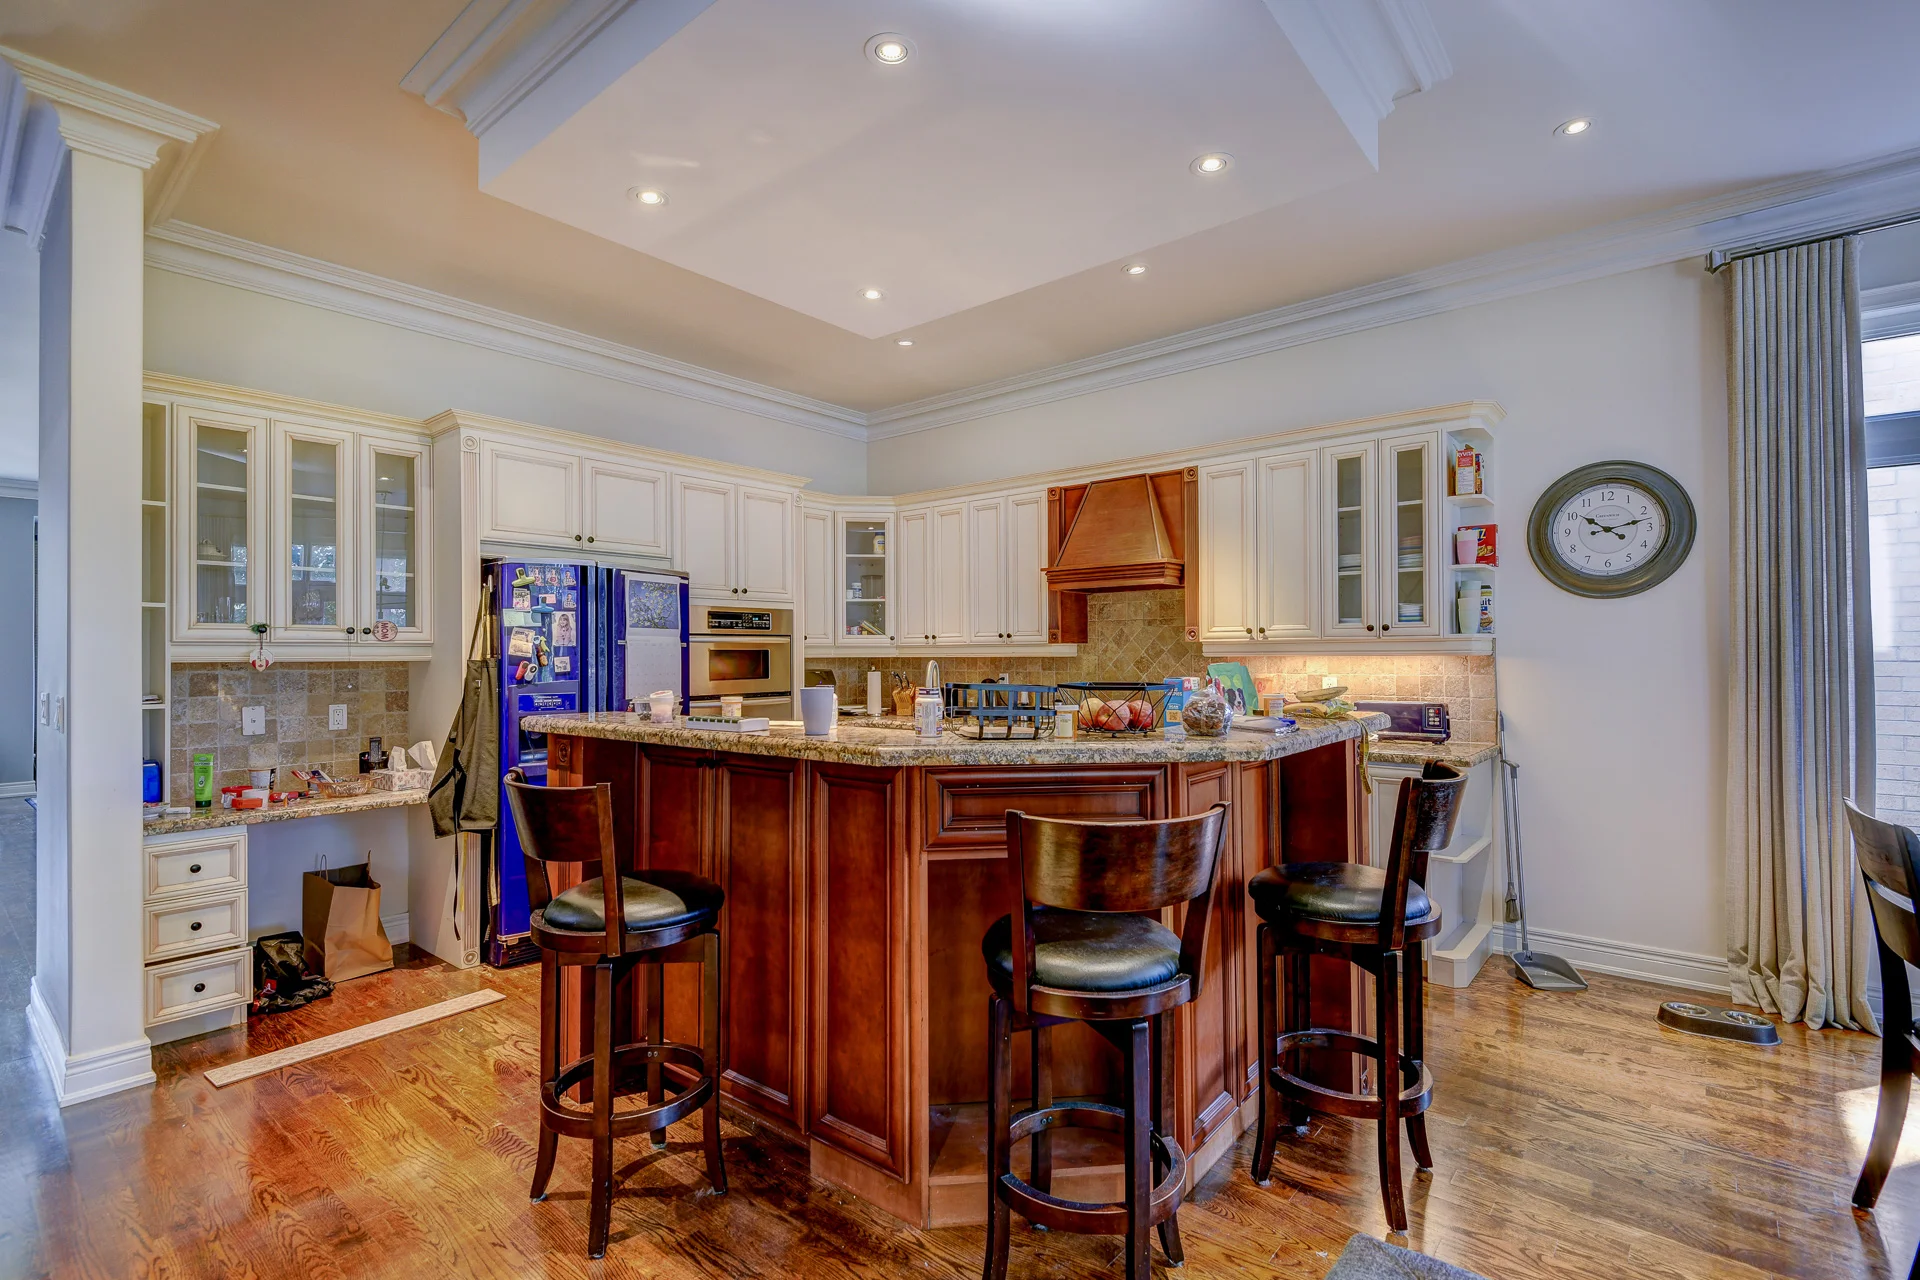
[167,663,413,803]
[816,588,1495,743]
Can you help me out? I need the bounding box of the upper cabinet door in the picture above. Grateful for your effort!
[799,506,835,645]
[896,507,931,646]
[362,437,431,646]
[838,512,893,645]
[1197,459,1257,643]
[675,476,735,595]
[269,420,355,645]
[582,456,670,557]
[1255,450,1318,642]
[176,407,269,643]
[929,503,969,644]
[1006,490,1048,645]
[1379,432,1441,638]
[1321,441,1377,637]
[480,439,578,547]
[736,485,794,601]
[966,497,1007,644]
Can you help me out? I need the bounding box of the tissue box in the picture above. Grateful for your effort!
[370,768,431,791]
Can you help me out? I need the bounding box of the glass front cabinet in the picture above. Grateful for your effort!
[1318,433,1441,640]
[837,512,894,646]
[175,403,431,653]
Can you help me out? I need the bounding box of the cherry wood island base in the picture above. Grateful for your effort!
[536,721,1371,1229]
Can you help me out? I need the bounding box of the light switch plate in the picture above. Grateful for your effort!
[329,704,348,732]
[242,705,266,736]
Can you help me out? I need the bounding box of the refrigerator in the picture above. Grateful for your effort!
[483,558,688,967]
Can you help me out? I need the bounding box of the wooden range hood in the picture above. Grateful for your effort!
[1044,468,1200,644]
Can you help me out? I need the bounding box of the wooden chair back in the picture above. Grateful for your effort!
[1379,762,1466,951]
[1845,800,1920,970]
[503,766,626,956]
[1004,804,1230,1014]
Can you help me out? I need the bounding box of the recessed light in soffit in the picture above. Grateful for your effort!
[862,288,885,301]
[1123,263,1149,276]
[866,33,912,66]
[630,187,667,205]
[1191,153,1233,175]
[1554,118,1593,137]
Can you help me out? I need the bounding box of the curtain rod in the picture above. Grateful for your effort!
[1705,212,1920,272]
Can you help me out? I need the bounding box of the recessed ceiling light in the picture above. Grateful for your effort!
[865,33,913,66]
[630,187,667,206]
[1554,117,1593,137]
[1191,152,1233,176]
[1123,263,1149,276]
[861,288,885,301]
[896,339,914,347]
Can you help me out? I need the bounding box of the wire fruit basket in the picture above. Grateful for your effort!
[1055,682,1169,735]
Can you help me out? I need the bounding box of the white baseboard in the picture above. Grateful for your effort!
[0,781,37,799]
[27,977,157,1107]
[382,912,410,947]
[1495,925,1728,995]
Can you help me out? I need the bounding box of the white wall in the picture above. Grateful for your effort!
[142,267,866,493]
[0,229,37,481]
[0,496,37,788]
[870,261,1731,971]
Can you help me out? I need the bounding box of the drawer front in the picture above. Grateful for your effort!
[144,888,247,963]
[145,947,251,1026]
[146,832,247,901]
[920,766,1167,858]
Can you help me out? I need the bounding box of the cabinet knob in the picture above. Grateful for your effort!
[1381,624,1391,633]
[361,627,372,635]
[190,921,202,932]
[193,983,206,994]
[574,534,583,542]
[586,536,595,544]
[188,864,201,875]
[1258,627,1266,636]
[344,627,354,636]
[1365,624,1375,632]
[1246,627,1253,636]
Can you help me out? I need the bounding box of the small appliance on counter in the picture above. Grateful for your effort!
[1352,700,1451,742]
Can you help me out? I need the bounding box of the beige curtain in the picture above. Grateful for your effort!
[1727,236,1878,1032]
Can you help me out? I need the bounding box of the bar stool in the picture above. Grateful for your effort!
[981,803,1231,1280]
[504,767,728,1259]
[1842,801,1920,1219]
[1247,762,1463,1233]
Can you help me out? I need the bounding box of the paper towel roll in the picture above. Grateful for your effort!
[867,669,883,716]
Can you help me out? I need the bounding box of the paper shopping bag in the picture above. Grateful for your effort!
[302,862,394,981]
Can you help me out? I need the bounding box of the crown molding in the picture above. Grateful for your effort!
[144,220,868,442]
[866,145,1920,441]
[423,407,808,488]
[0,46,215,219]
[0,60,62,242]
[1260,0,1451,169]
[144,372,427,437]
[0,477,38,502]
[1865,280,1920,341]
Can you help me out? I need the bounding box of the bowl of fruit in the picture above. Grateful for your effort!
[1058,683,1168,736]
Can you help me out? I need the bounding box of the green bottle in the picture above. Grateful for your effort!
[192,753,215,808]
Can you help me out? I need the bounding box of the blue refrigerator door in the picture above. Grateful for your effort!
[610,569,689,714]
[487,558,594,967]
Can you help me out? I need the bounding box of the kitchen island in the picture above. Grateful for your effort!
[522,710,1384,1227]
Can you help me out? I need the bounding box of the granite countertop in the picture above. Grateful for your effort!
[523,710,1387,767]
[1367,739,1500,768]
[144,787,429,837]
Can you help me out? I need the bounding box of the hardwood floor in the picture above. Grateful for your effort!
[0,806,1909,1277]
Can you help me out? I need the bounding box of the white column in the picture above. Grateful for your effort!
[19,60,214,1104]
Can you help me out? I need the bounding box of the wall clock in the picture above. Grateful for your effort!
[1527,460,1696,598]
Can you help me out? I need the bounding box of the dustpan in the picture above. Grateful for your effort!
[1500,754,1587,992]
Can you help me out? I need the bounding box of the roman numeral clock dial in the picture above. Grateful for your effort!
[1527,461,1696,598]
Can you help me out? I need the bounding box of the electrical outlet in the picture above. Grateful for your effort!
[329,704,348,732]
[242,705,266,736]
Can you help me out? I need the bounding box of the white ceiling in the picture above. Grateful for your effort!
[6,1,1920,414]
[484,0,1386,337]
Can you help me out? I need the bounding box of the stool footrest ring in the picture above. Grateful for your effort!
[1268,1029,1432,1120]
[995,1102,1185,1235]
[541,1040,714,1139]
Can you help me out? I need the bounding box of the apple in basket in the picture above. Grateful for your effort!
[1126,698,1157,730]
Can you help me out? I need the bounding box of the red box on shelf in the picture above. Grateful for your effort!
[1455,524,1498,566]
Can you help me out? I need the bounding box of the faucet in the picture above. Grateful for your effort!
[924,659,941,695]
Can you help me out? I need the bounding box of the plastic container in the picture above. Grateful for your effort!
[648,689,676,723]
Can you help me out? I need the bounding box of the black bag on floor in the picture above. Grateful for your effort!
[249,930,335,1017]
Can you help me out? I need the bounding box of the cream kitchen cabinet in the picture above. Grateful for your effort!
[175,405,269,644]
[836,511,895,646]
[674,474,793,602]
[478,440,669,558]
[1005,490,1049,644]
[893,502,968,646]
[799,505,836,645]
[1255,449,1319,641]
[1197,458,1258,644]
[966,497,1006,644]
[962,491,1049,646]
[1323,433,1441,639]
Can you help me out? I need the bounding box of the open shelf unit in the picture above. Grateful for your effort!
[1444,425,1496,641]
[141,402,170,803]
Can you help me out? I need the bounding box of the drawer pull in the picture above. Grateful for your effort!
[193,982,206,994]
[188,864,202,874]
[190,921,203,931]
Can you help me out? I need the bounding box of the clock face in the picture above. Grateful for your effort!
[1550,482,1667,577]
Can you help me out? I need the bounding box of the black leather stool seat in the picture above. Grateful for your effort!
[1248,862,1431,925]
[541,870,723,934]
[983,909,1183,993]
